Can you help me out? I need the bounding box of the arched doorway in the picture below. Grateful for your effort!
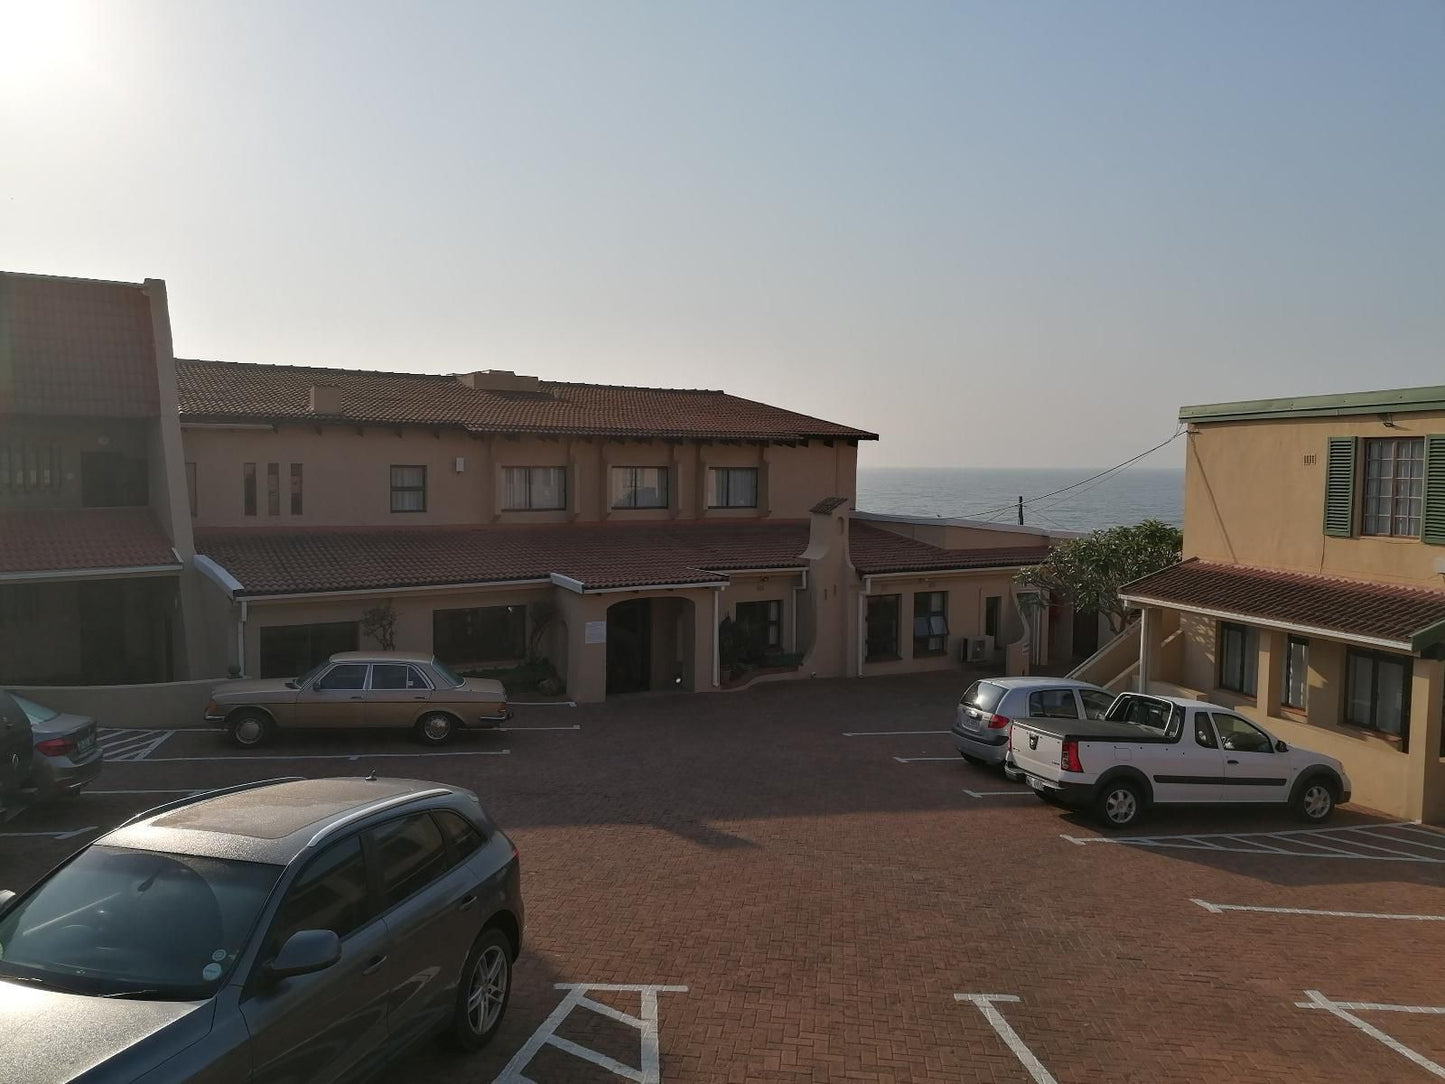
[605,596,696,695]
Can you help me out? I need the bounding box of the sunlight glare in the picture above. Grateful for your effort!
[0,0,93,90]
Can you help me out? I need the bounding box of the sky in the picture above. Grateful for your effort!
[1,1,1440,469]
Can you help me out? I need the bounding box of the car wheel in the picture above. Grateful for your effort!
[227,711,272,748]
[1095,780,1144,829]
[1294,777,1337,823]
[451,928,513,1050]
[415,712,456,746]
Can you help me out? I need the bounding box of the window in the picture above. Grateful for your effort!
[390,465,427,513]
[243,463,256,516]
[735,600,782,661]
[1079,690,1115,720]
[1362,437,1425,537]
[370,814,451,910]
[290,463,303,515]
[0,441,62,493]
[1345,649,1412,740]
[610,466,669,509]
[1211,713,1274,754]
[266,462,280,516]
[369,664,430,691]
[1283,636,1309,710]
[1194,718,1218,748]
[865,594,901,662]
[707,467,758,509]
[80,450,147,507]
[1027,689,1079,719]
[984,596,1001,639]
[258,621,359,678]
[912,592,949,657]
[502,466,567,511]
[432,606,526,665]
[433,810,485,863]
[186,462,197,518]
[267,836,370,951]
[1107,695,1182,736]
[1218,622,1258,696]
[316,663,368,691]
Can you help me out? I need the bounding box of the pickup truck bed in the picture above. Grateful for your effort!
[1011,718,1173,744]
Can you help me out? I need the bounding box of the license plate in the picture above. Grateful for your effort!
[1028,776,1047,792]
[77,735,95,755]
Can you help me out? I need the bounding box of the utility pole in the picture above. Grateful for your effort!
[1017,495,1024,525]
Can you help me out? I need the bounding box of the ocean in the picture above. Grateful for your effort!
[856,467,1183,533]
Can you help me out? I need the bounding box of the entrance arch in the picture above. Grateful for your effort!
[605,596,696,695]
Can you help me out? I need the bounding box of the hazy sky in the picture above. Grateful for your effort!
[2,1,1440,468]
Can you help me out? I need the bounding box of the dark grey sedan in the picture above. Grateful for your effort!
[0,776,524,1083]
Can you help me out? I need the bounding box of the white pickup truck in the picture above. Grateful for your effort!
[1009,692,1351,829]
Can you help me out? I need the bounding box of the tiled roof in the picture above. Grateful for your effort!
[1120,559,1445,650]
[810,496,850,514]
[196,521,815,595]
[0,273,160,418]
[175,359,877,442]
[0,508,180,577]
[848,522,1050,576]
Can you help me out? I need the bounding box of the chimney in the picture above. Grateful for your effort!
[308,384,344,414]
[457,369,542,392]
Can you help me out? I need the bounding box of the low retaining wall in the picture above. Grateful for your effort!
[9,678,237,730]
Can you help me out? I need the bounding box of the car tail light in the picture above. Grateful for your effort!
[1061,739,1083,773]
[986,713,1010,730]
[1006,727,1013,750]
[35,737,74,757]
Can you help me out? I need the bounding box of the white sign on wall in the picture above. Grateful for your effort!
[584,620,607,645]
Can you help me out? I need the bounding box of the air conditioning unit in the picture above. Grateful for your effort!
[964,636,993,664]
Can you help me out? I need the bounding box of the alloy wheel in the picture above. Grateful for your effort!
[1303,783,1332,820]
[422,714,452,742]
[1105,787,1137,825]
[467,945,508,1035]
[233,717,264,745]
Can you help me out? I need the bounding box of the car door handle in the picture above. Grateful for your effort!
[349,695,365,701]
[361,954,388,976]
[458,894,478,912]
[1226,759,1239,765]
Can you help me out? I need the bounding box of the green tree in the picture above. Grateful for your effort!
[1015,519,1182,634]
[360,601,399,652]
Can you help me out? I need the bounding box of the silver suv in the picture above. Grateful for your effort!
[951,677,1114,770]
[0,776,523,1083]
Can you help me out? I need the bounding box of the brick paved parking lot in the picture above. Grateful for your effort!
[6,673,1445,1082]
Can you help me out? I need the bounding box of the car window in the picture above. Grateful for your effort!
[1109,696,1179,734]
[0,846,280,999]
[1212,713,1274,754]
[1027,689,1079,719]
[960,681,1005,714]
[433,810,485,863]
[430,659,466,688]
[1194,715,1219,748]
[267,835,371,954]
[316,664,368,691]
[371,813,452,909]
[1079,690,1115,720]
[370,664,430,691]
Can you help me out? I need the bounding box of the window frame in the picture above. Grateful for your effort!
[367,663,433,691]
[609,465,670,510]
[243,462,256,517]
[389,465,427,514]
[734,599,783,661]
[501,466,568,512]
[266,462,280,516]
[1079,689,1115,720]
[261,832,375,961]
[289,463,303,515]
[983,596,1001,639]
[1344,648,1413,747]
[432,605,527,666]
[314,663,369,691]
[1217,621,1259,696]
[186,462,198,518]
[911,591,949,657]
[366,811,454,914]
[1027,688,1080,720]
[1361,436,1425,538]
[707,466,759,509]
[1282,635,1309,710]
[864,593,902,663]
[1211,712,1276,754]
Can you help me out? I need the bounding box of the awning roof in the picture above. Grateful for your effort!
[1120,559,1445,654]
[0,508,181,581]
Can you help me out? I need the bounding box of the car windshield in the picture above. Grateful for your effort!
[289,661,331,689]
[430,659,465,688]
[7,694,58,725]
[960,681,1005,714]
[0,846,282,999]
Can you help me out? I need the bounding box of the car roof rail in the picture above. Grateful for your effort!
[306,787,453,849]
[114,777,307,830]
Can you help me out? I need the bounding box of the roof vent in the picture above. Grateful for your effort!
[457,370,541,392]
[308,384,344,414]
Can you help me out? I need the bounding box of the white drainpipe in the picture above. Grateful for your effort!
[712,588,720,688]
[236,598,248,677]
[1137,607,1152,693]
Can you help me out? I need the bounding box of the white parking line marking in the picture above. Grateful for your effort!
[1298,999,1445,1015]
[844,729,951,736]
[954,994,1058,1084]
[964,789,1033,798]
[509,700,578,707]
[1386,825,1445,851]
[1299,990,1445,1078]
[1194,899,1445,921]
[498,725,581,731]
[893,756,959,763]
[136,749,512,763]
[97,729,176,762]
[1061,822,1445,862]
[493,982,688,1083]
[89,789,205,795]
[0,826,98,840]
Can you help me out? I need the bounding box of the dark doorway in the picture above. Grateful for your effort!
[1072,608,1100,661]
[606,598,652,695]
[81,451,149,507]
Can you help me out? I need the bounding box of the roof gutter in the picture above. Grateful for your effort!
[1119,592,1414,654]
[550,571,727,595]
[238,577,554,603]
[0,562,183,585]
[857,564,1039,582]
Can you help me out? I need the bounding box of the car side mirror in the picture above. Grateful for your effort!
[267,929,341,981]
[1276,740,1289,753]
[0,889,15,914]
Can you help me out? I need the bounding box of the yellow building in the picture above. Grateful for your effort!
[1118,387,1445,821]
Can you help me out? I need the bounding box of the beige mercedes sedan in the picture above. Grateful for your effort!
[204,651,510,747]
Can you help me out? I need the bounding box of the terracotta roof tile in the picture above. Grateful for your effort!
[848,522,1051,576]
[0,273,160,418]
[0,508,180,577]
[1120,559,1445,648]
[176,359,877,442]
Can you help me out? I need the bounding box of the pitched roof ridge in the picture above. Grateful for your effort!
[177,357,461,383]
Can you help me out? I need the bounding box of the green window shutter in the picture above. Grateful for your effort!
[1323,437,1357,538]
[1423,434,1445,546]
